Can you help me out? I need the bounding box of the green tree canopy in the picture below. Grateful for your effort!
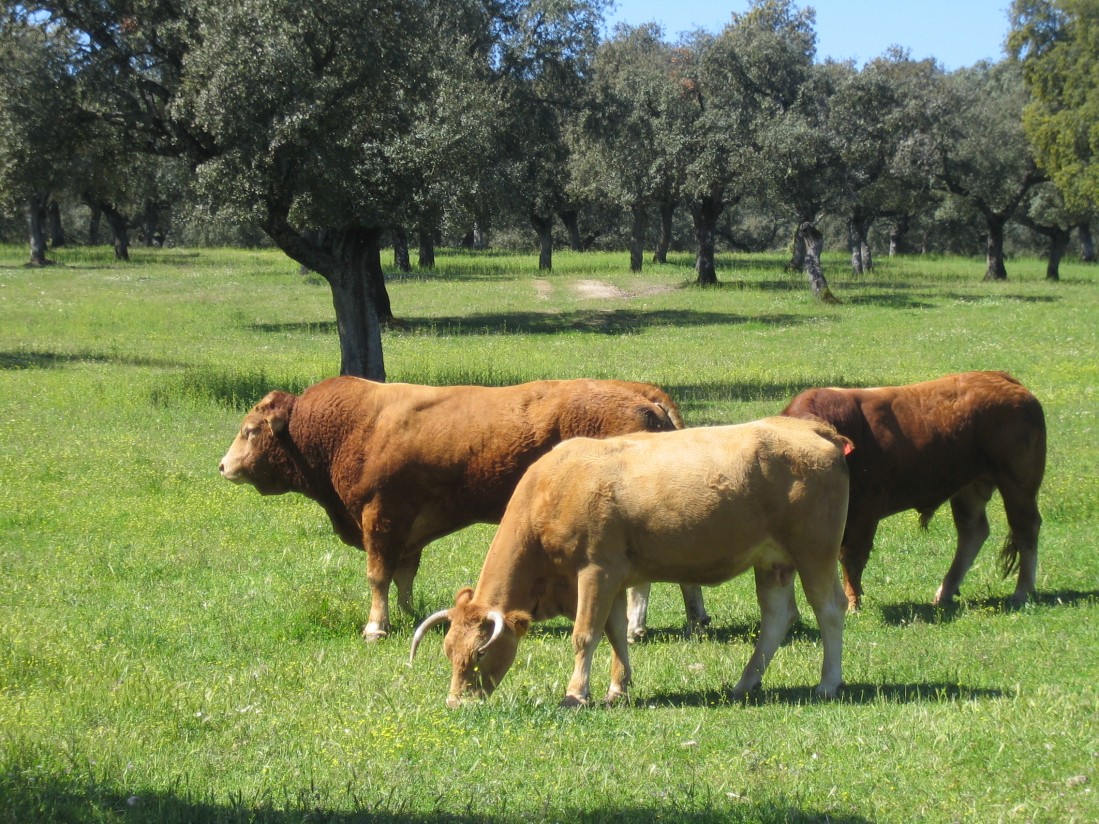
[1010,0,1099,212]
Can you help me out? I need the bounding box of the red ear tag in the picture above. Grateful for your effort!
[843,442,854,456]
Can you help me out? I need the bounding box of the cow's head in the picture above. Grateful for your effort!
[218,390,298,494]
[409,588,531,708]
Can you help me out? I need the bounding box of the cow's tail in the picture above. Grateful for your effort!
[1000,532,1022,578]
[918,506,940,531]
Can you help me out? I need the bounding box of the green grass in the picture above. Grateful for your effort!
[1,243,1097,823]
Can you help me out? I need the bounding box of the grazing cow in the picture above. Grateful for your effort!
[410,417,851,708]
[219,375,707,640]
[781,371,1046,610]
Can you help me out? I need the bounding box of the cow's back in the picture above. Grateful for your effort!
[782,371,1045,516]
[503,418,850,586]
[292,375,684,527]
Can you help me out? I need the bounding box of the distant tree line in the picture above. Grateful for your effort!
[1,0,1097,378]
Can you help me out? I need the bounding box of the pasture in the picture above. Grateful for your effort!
[1,244,1096,823]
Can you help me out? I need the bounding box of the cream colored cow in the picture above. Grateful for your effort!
[411,417,851,707]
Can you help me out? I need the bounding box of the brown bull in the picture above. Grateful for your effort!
[411,417,851,707]
[781,371,1046,609]
[219,375,707,640]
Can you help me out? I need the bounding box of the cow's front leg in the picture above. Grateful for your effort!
[603,590,632,704]
[563,567,621,707]
[935,481,994,605]
[730,564,799,699]
[626,583,710,642]
[362,537,396,641]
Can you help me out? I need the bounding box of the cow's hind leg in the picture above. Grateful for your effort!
[799,564,847,699]
[730,563,799,700]
[934,480,994,605]
[625,583,651,643]
[603,590,632,704]
[999,478,1042,607]
[392,547,424,617]
[839,515,879,611]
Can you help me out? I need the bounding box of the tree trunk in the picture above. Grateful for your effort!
[27,193,52,266]
[326,228,390,379]
[559,209,582,252]
[1078,222,1095,263]
[653,201,674,264]
[531,213,553,271]
[983,214,1008,281]
[789,223,807,272]
[417,228,436,269]
[629,204,648,273]
[392,227,411,273]
[141,201,164,246]
[88,205,102,246]
[1045,226,1071,281]
[691,193,723,286]
[100,203,131,261]
[798,222,841,304]
[889,215,910,256]
[48,200,66,248]
[260,204,392,380]
[847,215,873,275]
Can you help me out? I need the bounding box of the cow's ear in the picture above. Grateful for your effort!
[454,587,475,607]
[258,391,294,434]
[265,408,289,434]
[507,610,532,638]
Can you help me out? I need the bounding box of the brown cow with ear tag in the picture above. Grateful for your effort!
[220,375,708,641]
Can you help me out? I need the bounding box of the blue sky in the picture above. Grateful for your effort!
[603,1,1015,70]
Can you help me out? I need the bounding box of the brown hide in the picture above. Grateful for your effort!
[219,376,690,639]
[781,371,1046,608]
[425,417,851,707]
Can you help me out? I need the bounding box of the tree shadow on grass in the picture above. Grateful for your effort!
[939,292,1061,304]
[248,308,819,338]
[0,348,184,371]
[878,588,1099,627]
[0,774,875,823]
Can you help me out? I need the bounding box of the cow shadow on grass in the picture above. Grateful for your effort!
[651,680,1005,709]
[630,619,821,647]
[878,588,1099,627]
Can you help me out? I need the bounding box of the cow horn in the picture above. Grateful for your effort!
[478,610,506,654]
[408,608,451,665]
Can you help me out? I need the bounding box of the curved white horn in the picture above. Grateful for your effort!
[478,610,506,654]
[408,608,451,665]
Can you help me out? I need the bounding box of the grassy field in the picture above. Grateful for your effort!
[1,243,1096,823]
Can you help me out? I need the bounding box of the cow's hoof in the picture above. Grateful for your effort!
[813,681,843,700]
[603,688,629,705]
[361,626,389,642]
[1004,592,1030,611]
[626,631,645,645]
[560,694,589,708]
